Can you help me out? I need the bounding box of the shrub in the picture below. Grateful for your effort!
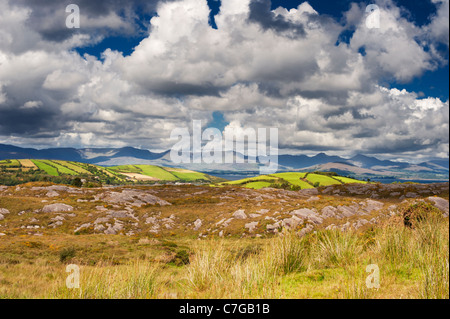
[170,250,191,266]
[403,202,443,228]
[59,247,76,263]
[71,177,82,187]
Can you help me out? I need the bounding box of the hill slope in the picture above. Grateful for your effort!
[220,172,368,190]
[0,159,224,186]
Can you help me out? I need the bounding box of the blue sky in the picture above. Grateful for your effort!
[0,0,448,161]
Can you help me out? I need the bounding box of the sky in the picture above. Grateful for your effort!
[0,0,448,162]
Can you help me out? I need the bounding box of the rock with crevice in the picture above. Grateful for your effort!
[0,208,11,215]
[42,203,73,213]
[193,219,202,231]
[95,224,106,232]
[145,217,158,225]
[298,188,319,196]
[361,199,384,214]
[49,221,63,228]
[298,224,314,237]
[281,216,303,229]
[245,221,259,233]
[290,208,316,218]
[0,208,10,221]
[232,209,247,220]
[340,222,351,232]
[291,208,323,224]
[321,206,338,219]
[104,221,124,235]
[74,223,91,233]
[427,197,449,217]
[222,218,234,228]
[31,185,82,194]
[353,219,369,230]
[94,217,111,224]
[306,196,320,202]
[46,191,59,198]
[337,205,357,218]
[107,210,136,220]
[266,222,280,232]
[96,190,171,207]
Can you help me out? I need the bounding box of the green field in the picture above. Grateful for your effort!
[40,160,79,175]
[305,173,342,187]
[225,175,278,185]
[31,160,59,176]
[53,161,91,175]
[270,172,314,189]
[103,164,218,183]
[0,159,20,167]
[135,165,180,181]
[108,165,179,181]
[107,165,142,174]
[333,176,368,184]
[221,172,368,190]
[245,181,273,189]
[0,159,219,185]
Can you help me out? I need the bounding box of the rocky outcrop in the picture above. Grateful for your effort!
[1,182,448,238]
[0,208,10,220]
[245,221,259,233]
[95,190,171,207]
[232,209,247,220]
[194,219,202,231]
[427,197,449,217]
[41,203,74,213]
[290,208,323,225]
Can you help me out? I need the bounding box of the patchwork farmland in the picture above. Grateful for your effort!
[221,172,368,190]
[0,160,223,185]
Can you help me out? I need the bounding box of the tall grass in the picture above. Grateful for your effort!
[185,239,279,298]
[373,210,449,299]
[313,229,362,268]
[376,224,414,267]
[271,230,308,274]
[52,260,159,299]
[416,215,449,299]
[185,240,231,293]
[420,252,449,299]
[1,203,448,299]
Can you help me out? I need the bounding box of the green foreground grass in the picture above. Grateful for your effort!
[0,209,447,299]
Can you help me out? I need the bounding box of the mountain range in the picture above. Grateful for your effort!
[0,143,448,181]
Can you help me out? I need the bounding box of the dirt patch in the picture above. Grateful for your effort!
[122,173,160,181]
